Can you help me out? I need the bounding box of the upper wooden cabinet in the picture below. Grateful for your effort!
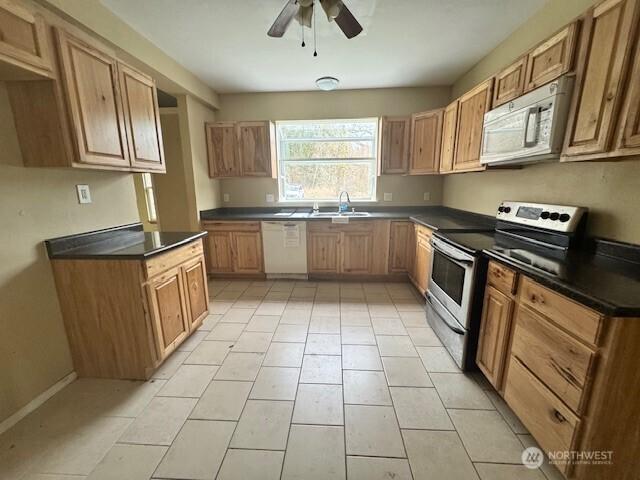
[0,0,52,79]
[379,116,410,174]
[439,100,458,174]
[563,0,640,159]
[206,121,276,178]
[119,62,165,171]
[6,26,165,173]
[523,22,578,92]
[493,57,526,108]
[410,109,443,175]
[453,78,493,172]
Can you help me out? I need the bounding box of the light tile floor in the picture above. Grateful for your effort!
[0,279,563,480]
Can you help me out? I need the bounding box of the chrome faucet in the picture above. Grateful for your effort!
[338,191,351,213]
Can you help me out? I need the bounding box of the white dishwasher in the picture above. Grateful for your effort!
[261,221,308,277]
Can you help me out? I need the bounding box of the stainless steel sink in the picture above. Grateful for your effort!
[310,211,370,217]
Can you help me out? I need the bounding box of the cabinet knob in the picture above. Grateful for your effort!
[553,410,566,423]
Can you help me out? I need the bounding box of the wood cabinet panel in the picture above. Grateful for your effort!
[308,232,340,273]
[410,109,443,174]
[237,121,275,177]
[493,57,526,107]
[476,285,514,390]
[524,22,578,92]
[207,232,234,273]
[504,357,579,471]
[0,0,52,79]
[55,28,129,168]
[412,227,432,295]
[511,305,594,413]
[380,116,410,174]
[453,79,493,172]
[118,62,165,171]
[206,122,239,177]
[147,267,190,357]
[231,231,263,274]
[388,221,414,273]
[183,257,209,330]
[439,101,458,174]
[615,24,640,154]
[487,261,518,295]
[563,0,639,158]
[342,232,372,274]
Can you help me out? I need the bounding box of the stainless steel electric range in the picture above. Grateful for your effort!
[426,201,588,370]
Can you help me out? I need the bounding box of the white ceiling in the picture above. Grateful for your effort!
[100,0,547,93]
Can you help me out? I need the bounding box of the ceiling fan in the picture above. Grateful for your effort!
[268,0,363,40]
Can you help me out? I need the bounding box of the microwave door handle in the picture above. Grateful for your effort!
[522,107,540,148]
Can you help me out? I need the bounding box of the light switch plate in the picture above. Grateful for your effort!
[76,184,92,204]
[223,193,230,202]
[423,192,431,201]
[383,192,393,201]
[266,193,275,203]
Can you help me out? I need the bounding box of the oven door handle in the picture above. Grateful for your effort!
[426,293,466,335]
[431,238,474,265]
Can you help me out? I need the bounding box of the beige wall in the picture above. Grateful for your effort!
[0,83,139,424]
[216,87,450,208]
[445,0,640,244]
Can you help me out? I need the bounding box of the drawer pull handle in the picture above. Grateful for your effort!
[530,293,544,304]
[553,410,566,423]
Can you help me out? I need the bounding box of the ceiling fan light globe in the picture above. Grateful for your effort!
[295,5,313,28]
[320,0,342,20]
[316,76,339,91]
[298,0,314,7]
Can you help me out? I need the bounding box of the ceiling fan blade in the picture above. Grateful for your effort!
[334,2,363,39]
[268,0,299,38]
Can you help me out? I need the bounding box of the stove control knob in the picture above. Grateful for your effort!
[541,211,550,219]
[559,213,571,222]
[503,207,512,213]
[498,206,504,213]
[550,212,560,221]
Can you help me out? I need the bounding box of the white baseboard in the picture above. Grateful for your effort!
[0,371,77,435]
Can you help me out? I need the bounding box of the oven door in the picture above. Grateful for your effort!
[428,237,477,329]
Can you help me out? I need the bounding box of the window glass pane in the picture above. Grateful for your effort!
[277,118,378,202]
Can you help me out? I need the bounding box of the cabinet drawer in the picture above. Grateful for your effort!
[487,261,517,295]
[519,277,603,345]
[511,305,594,413]
[201,221,260,232]
[144,240,204,279]
[504,357,579,467]
[414,224,433,241]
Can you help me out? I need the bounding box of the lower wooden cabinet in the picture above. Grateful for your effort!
[388,221,414,273]
[51,239,209,379]
[409,224,432,295]
[342,232,373,274]
[202,221,264,275]
[308,232,340,273]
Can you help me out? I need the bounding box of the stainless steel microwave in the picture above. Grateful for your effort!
[480,76,574,166]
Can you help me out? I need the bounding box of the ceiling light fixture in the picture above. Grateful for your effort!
[316,76,340,91]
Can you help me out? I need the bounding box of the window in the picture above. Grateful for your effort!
[141,173,158,223]
[276,118,378,202]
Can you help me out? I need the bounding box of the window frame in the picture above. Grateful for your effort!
[141,172,158,224]
[275,118,380,203]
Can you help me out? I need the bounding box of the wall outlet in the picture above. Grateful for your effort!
[383,192,393,201]
[266,193,275,203]
[76,184,92,204]
[423,192,431,201]
[223,193,230,202]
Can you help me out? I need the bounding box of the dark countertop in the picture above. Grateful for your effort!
[200,206,496,232]
[45,223,207,260]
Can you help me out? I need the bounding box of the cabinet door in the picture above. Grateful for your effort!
[388,221,413,273]
[237,121,275,177]
[308,233,340,273]
[493,57,526,107]
[0,0,52,79]
[615,24,640,154]
[563,0,639,158]
[147,267,190,359]
[476,285,514,390]
[232,231,264,274]
[439,101,458,173]
[118,62,165,172]
[380,116,410,174]
[523,22,578,92]
[182,256,209,330]
[410,109,443,174]
[206,122,240,177]
[453,78,493,172]
[341,232,373,274]
[413,233,431,295]
[207,232,234,273]
[55,28,129,168]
